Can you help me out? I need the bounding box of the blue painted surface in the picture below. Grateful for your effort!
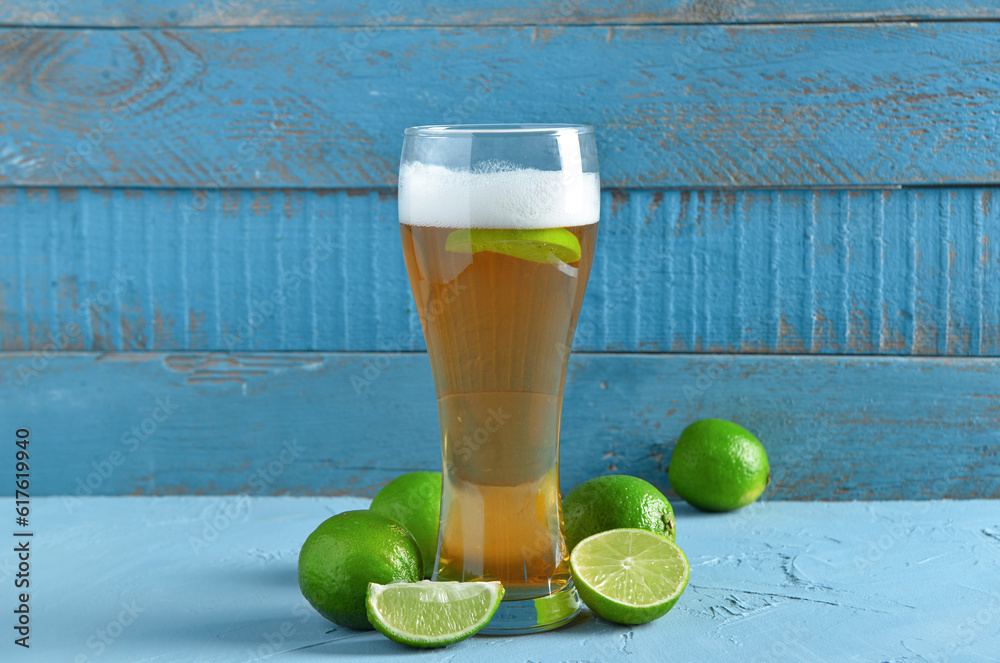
[2,352,998,500]
[11,496,1000,661]
[2,24,1000,188]
[3,187,999,354]
[1,3,998,516]
[2,0,995,27]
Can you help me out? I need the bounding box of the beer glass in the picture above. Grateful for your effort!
[398,125,599,633]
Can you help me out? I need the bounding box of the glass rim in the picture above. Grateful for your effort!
[403,123,594,137]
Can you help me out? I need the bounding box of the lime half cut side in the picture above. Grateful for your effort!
[569,528,689,625]
[445,228,582,264]
[366,580,505,648]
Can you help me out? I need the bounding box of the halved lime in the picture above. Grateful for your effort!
[569,528,689,625]
[445,228,582,264]
[366,580,504,648]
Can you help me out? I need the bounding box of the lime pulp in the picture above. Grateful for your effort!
[444,228,582,264]
[569,528,689,625]
[366,580,505,648]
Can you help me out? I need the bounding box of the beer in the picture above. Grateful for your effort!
[399,161,599,600]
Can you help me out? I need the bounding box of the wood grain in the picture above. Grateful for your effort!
[2,352,998,500]
[3,187,999,355]
[3,24,1000,188]
[20,496,1000,661]
[1,0,996,27]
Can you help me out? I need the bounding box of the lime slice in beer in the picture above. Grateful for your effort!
[445,228,582,264]
[366,580,504,648]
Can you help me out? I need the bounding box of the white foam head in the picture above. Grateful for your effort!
[398,162,600,228]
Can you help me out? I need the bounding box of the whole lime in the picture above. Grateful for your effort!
[561,475,675,552]
[668,419,770,512]
[369,471,442,578]
[298,510,422,630]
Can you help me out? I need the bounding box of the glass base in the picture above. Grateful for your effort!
[480,582,581,635]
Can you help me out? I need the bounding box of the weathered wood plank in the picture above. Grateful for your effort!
[19,497,1000,661]
[1,0,996,28]
[4,187,999,355]
[2,352,998,500]
[2,25,1000,189]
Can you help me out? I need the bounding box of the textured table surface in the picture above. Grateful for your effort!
[8,496,999,662]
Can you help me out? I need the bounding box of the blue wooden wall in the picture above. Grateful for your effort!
[3,23,1000,188]
[4,187,1000,354]
[1,1,998,499]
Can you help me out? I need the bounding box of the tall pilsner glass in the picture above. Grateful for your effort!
[398,125,599,633]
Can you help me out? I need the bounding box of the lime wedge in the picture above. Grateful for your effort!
[366,580,504,648]
[569,528,689,625]
[445,228,582,264]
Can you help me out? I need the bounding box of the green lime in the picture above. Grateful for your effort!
[369,471,442,578]
[298,510,422,630]
[561,475,675,552]
[570,528,689,625]
[445,228,582,264]
[366,580,504,648]
[668,419,770,512]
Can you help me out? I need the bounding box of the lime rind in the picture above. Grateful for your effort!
[298,511,423,630]
[369,472,442,578]
[668,419,770,512]
[561,475,676,552]
[570,529,689,624]
[445,228,582,264]
[366,580,504,648]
